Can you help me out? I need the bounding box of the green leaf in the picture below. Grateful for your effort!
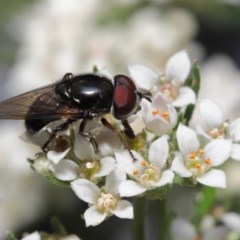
[182,61,201,125]
[146,184,172,200]
[183,103,195,126]
[6,232,17,240]
[92,65,99,73]
[40,169,71,188]
[192,186,216,226]
[191,62,201,97]
[50,217,68,236]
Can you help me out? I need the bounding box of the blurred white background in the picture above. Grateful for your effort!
[0,0,240,239]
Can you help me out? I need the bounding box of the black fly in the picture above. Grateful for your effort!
[0,72,151,152]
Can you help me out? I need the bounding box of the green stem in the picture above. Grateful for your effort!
[132,196,146,240]
[158,198,167,240]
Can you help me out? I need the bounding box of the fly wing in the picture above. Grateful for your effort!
[0,83,83,120]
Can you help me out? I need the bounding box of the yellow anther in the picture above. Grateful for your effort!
[141,160,148,167]
[195,163,202,171]
[198,149,204,155]
[152,109,159,115]
[204,158,211,165]
[161,110,169,120]
[189,152,196,159]
[133,169,139,176]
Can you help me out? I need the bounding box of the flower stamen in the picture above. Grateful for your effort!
[185,149,212,176]
[97,192,118,213]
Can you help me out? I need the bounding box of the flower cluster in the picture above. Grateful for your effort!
[28,50,238,227]
[170,212,240,240]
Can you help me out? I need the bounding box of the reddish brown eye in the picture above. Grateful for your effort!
[113,74,138,120]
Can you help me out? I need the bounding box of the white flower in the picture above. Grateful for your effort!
[46,147,79,181]
[49,154,115,183]
[128,64,159,91]
[140,92,178,135]
[21,231,82,240]
[221,212,240,234]
[170,218,197,240]
[197,98,240,161]
[78,156,116,182]
[128,51,196,107]
[61,235,82,240]
[171,124,232,188]
[117,135,174,197]
[160,50,196,107]
[71,169,133,226]
[170,218,229,240]
[95,129,122,156]
[21,231,41,240]
[128,51,195,107]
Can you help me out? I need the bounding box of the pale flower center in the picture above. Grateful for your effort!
[96,192,118,213]
[185,149,212,177]
[207,122,229,139]
[160,82,179,102]
[79,160,100,180]
[133,160,161,187]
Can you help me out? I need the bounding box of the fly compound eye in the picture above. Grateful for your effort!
[113,75,139,120]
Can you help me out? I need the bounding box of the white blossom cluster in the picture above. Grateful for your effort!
[171,212,240,240]
[28,50,240,227]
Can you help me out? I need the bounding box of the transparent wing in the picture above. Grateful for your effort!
[0,84,83,120]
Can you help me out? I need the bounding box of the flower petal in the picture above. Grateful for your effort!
[93,156,115,178]
[71,179,99,204]
[95,130,122,156]
[231,143,240,161]
[170,218,196,240]
[168,104,178,127]
[119,180,146,197]
[21,231,41,240]
[197,169,226,188]
[112,200,134,219]
[84,205,107,227]
[204,139,232,166]
[145,116,173,135]
[171,154,192,177]
[33,155,51,172]
[196,125,213,141]
[221,212,240,234]
[177,124,199,155]
[74,135,94,160]
[105,167,126,195]
[166,50,191,83]
[172,87,196,107]
[140,98,152,123]
[47,148,70,164]
[228,117,240,141]
[50,159,78,181]
[199,99,224,130]
[128,64,158,90]
[115,150,143,175]
[148,135,169,168]
[152,169,174,187]
[203,226,228,240]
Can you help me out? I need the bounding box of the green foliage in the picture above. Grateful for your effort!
[193,186,216,227]
[146,184,172,200]
[40,170,71,188]
[6,232,17,240]
[50,217,68,236]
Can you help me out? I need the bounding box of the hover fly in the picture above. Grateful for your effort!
[0,72,151,151]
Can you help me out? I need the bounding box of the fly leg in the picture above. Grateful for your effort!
[42,119,75,152]
[101,118,136,161]
[121,119,135,138]
[78,119,99,153]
